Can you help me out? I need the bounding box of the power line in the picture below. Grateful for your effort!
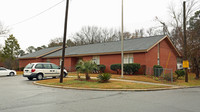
[9,0,65,27]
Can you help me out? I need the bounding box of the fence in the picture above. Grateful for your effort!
[146,67,174,83]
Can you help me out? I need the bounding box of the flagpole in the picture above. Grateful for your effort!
[121,0,124,78]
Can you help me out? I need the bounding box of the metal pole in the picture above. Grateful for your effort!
[171,70,173,83]
[60,0,69,83]
[121,0,124,78]
[183,1,188,82]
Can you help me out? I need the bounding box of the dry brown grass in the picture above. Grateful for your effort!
[16,71,23,75]
[68,72,159,83]
[171,73,200,86]
[37,77,168,89]
[68,72,200,87]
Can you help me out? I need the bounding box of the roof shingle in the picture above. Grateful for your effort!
[43,35,165,58]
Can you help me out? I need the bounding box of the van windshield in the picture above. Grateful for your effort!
[25,64,34,69]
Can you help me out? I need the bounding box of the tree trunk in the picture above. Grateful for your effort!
[85,73,90,80]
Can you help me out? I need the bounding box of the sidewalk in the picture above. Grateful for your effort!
[110,78,182,87]
[69,76,184,88]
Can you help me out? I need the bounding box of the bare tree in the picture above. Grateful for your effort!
[0,21,9,35]
[155,17,170,36]
[48,37,75,47]
[168,0,200,78]
[167,0,199,49]
[72,26,121,45]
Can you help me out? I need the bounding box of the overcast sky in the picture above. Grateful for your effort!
[0,0,185,50]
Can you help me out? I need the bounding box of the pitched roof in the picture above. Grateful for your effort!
[20,35,181,59]
[19,46,62,59]
[43,35,166,58]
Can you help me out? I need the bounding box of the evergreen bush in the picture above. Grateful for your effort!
[97,73,111,83]
[97,64,106,73]
[124,63,141,75]
[175,70,185,79]
[110,64,121,74]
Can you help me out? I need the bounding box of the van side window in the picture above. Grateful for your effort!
[35,64,43,69]
[51,64,60,69]
[43,64,52,69]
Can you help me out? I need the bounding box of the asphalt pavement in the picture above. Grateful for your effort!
[0,75,200,112]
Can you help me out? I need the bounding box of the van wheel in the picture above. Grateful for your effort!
[64,73,67,77]
[52,76,56,78]
[37,74,43,80]
[28,77,33,80]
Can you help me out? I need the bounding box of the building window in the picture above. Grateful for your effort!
[92,56,100,65]
[124,54,133,64]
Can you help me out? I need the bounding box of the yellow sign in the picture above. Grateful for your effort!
[183,60,189,68]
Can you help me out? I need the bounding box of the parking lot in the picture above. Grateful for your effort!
[0,75,200,112]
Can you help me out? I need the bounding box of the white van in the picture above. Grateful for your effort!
[23,62,67,80]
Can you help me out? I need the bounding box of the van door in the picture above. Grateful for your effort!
[43,64,56,77]
[51,64,60,77]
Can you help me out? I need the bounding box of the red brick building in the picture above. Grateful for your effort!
[19,35,181,73]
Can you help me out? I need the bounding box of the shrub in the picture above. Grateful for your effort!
[124,63,141,75]
[97,64,106,73]
[110,64,121,74]
[175,70,185,79]
[97,73,111,83]
[76,60,97,80]
[153,65,163,77]
[163,73,177,82]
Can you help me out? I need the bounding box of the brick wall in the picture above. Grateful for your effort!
[19,58,44,68]
[82,56,93,61]
[0,62,3,67]
[159,38,177,72]
[146,44,158,68]
[100,54,121,73]
[134,52,146,65]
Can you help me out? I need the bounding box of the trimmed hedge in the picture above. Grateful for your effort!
[153,65,163,77]
[97,64,106,73]
[110,64,121,74]
[124,63,141,75]
[110,63,141,75]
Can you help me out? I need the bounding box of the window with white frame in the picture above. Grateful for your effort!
[124,54,133,64]
[92,56,100,65]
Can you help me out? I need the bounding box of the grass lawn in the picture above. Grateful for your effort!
[16,71,23,75]
[171,73,200,86]
[68,72,200,87]
[37,77,168,89]
[69,72,160,83]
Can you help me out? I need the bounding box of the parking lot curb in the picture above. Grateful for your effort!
[33,81,188,92]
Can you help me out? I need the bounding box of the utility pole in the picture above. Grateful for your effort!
[121,0,124,78]
[60,0,69,83]
[183,1,188,82]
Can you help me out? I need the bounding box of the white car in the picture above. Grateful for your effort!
[23,62,68,80]
[0,67,17,76]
